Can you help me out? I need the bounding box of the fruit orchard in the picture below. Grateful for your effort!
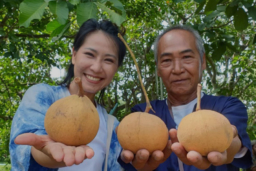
[0,0,256,165]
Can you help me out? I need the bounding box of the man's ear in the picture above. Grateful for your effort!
[202,54,206,70]
[72,47,76,65]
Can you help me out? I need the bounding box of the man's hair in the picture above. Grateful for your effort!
[154,25,205,63]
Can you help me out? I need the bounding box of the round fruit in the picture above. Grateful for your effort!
[117,112,169,154]
[177,110,233,156]
[44,78,99,146]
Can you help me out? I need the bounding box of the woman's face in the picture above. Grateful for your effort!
[72,31,119,99]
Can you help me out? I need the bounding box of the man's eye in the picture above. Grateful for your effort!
[163,59,171,62]
[183,56,191,59]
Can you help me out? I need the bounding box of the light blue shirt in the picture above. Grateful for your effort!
[9,84,123,171]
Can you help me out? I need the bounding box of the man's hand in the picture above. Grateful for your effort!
[170,125,241,170]
[120,130,173,171]
[15,133,94,167]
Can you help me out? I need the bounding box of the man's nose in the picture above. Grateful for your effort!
[172,59,184,74]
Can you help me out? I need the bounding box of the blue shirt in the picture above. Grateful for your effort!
[119,94,253,171]
[9,84,123,171]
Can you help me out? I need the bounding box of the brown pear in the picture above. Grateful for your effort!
[177,84,233,156]
[44,77,99,146]
[117,112,169,154]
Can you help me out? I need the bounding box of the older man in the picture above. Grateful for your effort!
[119,26,252,171]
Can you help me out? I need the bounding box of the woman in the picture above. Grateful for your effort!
[9,19,126,171]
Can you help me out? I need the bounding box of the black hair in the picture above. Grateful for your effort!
[58,19,126,105]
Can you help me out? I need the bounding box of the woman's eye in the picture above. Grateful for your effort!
[105,58,114,63]
[84,52,94,57]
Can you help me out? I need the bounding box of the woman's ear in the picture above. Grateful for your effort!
[72,47,76,65]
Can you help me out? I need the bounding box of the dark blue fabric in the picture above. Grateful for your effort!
[118,94,253,171]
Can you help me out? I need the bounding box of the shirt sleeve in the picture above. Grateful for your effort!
[9,84,55,171]
[221,97,253,168]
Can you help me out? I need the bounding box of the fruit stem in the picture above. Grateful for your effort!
[118,33,155,113]
[196,84,202,111]
[74,77,84,97]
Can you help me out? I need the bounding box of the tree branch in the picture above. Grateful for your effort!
[0,76,14,106]
[0,115,13,121]
[206,20,233,30]
[237,81,254,98]
[205,55,217,89]
[0,34,75,39]
[0,14,9,27]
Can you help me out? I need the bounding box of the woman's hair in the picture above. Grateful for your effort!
[59,19,126,105]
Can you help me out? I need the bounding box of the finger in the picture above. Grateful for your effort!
[187,151,211,170]
[49,144,65,162]
[207,151,227,166]
[121,150,134,163]
[74,147,86,165]
[63,147,76,166]
[83,146,94,159]
[146,150,164,169]
[231,125,238,138]
[162,140,173,161]
[132,149,150,169]
[169,129,179,143]
[171,142,190,165]
[14,133,47,150]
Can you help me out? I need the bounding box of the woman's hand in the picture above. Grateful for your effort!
[14,133,94,168]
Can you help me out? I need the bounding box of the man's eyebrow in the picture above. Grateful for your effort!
[159,52,173,59]
[180,49,194,54]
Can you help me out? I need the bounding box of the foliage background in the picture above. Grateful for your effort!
[0,0,256,167]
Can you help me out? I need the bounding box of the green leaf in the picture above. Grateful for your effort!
[49,1,69,25]
[203,11,220,23]
[69,0,80,5]
[195,0,206,14]
[19,0,48,27]
[205,0,219,14]
[194,0,204,3]
[76,2,98,27]
[226,43,238,52]
[234,8,248,31]
[51,22,71,41]
[95,2,126,26]
[217,5,226,12]
[46,20,62,32]
[225,4,238,18]
[212,42,226,61]
[248,6,256,20]
[173,0,185,2]
[108,0,125,12]
[253,34,256,45]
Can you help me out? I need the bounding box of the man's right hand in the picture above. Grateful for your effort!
[14,133,94,167]
[120,130,173,171]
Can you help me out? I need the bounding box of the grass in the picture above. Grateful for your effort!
[0,163,11,171]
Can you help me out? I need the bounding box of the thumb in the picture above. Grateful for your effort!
[14,133,48,150]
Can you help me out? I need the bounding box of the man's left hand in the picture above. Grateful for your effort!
[170,126,241,170]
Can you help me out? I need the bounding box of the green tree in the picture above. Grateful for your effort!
[1,0,256,166]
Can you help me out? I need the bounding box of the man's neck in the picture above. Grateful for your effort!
[168,92,197,107]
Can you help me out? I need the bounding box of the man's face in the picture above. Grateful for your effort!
[157,29,206,97]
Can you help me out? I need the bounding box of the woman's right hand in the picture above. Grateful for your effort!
[14,133,94,167]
